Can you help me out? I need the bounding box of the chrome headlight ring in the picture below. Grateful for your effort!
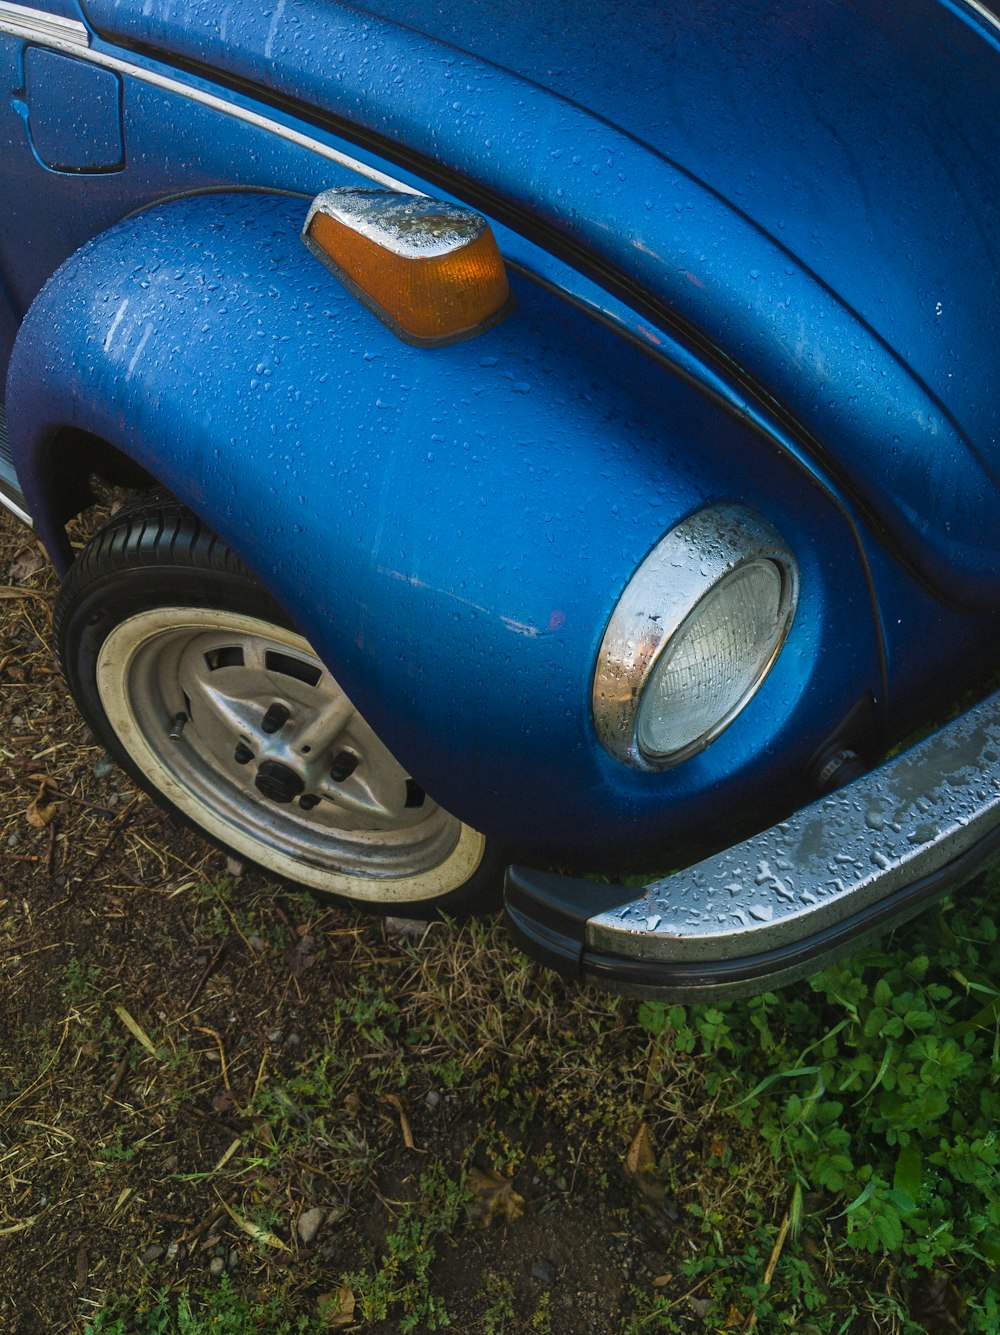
[593,505,800,770]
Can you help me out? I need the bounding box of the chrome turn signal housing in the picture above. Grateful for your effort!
[593,506,799,769]
[303,188,513,347]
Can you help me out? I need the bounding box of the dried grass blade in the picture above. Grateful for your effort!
[114,1004,157,1057]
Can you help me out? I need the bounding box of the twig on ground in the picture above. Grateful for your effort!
[187,940,229,1009]
[106,1053,130,1104]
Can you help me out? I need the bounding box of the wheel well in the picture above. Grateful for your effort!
[37,426,158,540]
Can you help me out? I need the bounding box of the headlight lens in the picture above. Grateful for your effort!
[593,507,798,769]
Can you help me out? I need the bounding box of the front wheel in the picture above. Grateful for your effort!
[55,498,499,914]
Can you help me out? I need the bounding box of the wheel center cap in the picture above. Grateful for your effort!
[254,759,305,804]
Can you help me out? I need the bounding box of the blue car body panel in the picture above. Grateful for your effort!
[72,0,1000,606]
[7,190,892,861]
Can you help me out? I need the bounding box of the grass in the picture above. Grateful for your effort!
[38,881,1000,1333]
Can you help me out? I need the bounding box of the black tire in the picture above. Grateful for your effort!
[55,496,501,915]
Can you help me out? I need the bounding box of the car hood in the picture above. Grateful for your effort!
[82,0,1000,604]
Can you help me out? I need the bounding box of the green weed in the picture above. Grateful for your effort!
[83,1275,323,1333]
[342,1164,469,1330]
[635,882,1000,1331]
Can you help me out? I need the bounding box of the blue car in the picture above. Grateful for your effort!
[3,0,1000,998]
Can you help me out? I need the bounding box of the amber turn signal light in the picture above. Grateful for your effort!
[302,188,513,347]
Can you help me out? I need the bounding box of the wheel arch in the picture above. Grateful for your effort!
[20,424,156,568]
[4,187,886,864]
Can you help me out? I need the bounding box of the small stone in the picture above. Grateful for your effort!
[531,1259,557,1285]
[92,757,114,780]
[249,936,265,952]
[209,1256,225,1279]
[267,1029,283,1043]
[297,1206,325,1245]
[383,916,429,942]
[284,1032,301,1048]
[141,1244,165,1265]
[225,856,245,879]
[165,1240,187,1265]
[6,833,19,847]
[163,1154,179,1172]
[226,1247,240,1272]
[424,1090,441,1111]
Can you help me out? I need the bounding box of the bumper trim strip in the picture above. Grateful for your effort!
[505,686,1000,997]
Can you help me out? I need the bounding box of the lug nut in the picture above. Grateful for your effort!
[261,703,291,735]
[329,750,359,782]
[234,742,254,765]
[299,794,320,811]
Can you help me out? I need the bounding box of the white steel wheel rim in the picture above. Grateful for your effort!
[95,608,485,901]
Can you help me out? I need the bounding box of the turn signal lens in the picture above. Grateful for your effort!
[303,188,513,346]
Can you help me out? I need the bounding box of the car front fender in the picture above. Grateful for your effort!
[5,189,883,861]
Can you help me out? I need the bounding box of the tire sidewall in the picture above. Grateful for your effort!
[55,506,501,916]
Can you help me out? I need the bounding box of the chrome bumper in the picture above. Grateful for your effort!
[504,688,1000,999]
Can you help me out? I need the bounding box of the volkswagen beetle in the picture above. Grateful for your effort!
[3,0,1000,999]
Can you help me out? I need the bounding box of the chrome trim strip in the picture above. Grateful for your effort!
[0,16,421,195]
[305,189,482,259]
[0,488,34,526]
[592,505,799,770]
[586,685,1000,967]
[961,0,1000,39]
[0,2,89,47]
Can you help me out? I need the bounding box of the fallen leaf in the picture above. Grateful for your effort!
[625,1123,656,1177]
[467,1166,525,1229]
[283,933,316,978]
[25,799,56,828]
[317,1286,356,1329]
[25,780,56,829]
[7,543,46,582]
[624,1123,681,1225]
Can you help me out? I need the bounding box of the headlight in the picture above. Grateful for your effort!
[593,506,799,769]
